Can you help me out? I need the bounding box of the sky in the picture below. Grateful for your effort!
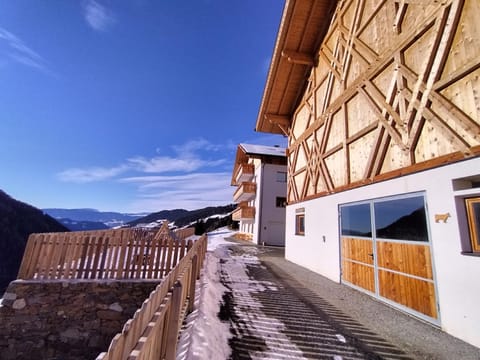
[0,0,287,213]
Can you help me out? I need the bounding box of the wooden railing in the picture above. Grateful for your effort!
[96,234,207,360]
[233,181,257,202]
[17,223,196,281]
[234,163,254,184]
[173,227,195,241]
[232,205,255,221]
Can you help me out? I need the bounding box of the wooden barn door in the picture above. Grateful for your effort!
[340,193,438,323]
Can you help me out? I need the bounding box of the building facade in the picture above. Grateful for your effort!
[231,144,287,246]
[255,0,480,347]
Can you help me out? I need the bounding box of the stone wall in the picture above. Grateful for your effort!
[0,279,161,360]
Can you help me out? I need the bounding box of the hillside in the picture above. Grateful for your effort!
[0,190,69,294]
[128,204,237,228]
[127,209,189,227]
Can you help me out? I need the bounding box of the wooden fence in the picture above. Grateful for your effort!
[17,223,197,281]
[15,222,207,359]
[96,234,207,360]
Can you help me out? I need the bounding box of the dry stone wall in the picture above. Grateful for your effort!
[0,279,160,360]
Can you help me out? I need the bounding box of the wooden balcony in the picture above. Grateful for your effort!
[233,182,256,202]
[232,206,255,221]
[234,164,254,185]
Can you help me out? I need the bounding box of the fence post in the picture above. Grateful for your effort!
[165,281,182,360]
[188,255,198,313]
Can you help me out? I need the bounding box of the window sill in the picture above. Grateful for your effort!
[461,251,480,257]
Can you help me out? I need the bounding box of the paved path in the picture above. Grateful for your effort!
[218,243,480,360]
[218,245,409,360]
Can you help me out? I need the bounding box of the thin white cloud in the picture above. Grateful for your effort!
[120,172,233,211]
[127,156,225,173]
[57,165,128,183]
[58,139,229,183]
[128,183,234,212]
[129,138,228,173]
[57,140,234,211]
[172,138,222,155]
[0,27,50,73]
[120,172,231,191]
[83,0,116,31]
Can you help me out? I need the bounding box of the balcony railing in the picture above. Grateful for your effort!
[234,164,254,184]
[232,206,255,221]
[233,182,256,202]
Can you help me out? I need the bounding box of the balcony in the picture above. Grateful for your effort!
[232,206,255,221]
[234,164,254,185]
[233,182,256,202]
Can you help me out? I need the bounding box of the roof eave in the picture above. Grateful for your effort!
[255,0,337,134]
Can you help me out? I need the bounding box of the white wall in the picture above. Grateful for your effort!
[285,157,480,347]
[252,163,287,246]
[252,162,262,245]
[259,164,287,246]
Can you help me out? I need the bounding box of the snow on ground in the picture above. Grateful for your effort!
[176,227,236,359]
[206,227,237,251]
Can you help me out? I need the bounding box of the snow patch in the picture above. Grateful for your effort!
[176,253,232,359]
[176,228,237,359]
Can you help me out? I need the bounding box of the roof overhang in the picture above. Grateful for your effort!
[230,144,286,185]
[255,0,337,134]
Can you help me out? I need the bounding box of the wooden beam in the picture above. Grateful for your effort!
[265,114,291,127]
[281,50,315,66]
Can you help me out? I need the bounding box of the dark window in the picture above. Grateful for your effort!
[374,196,428,242]
[465,197,480,252]
[296,214,305,235]
[276,197,287,208]
[340,203,372,237]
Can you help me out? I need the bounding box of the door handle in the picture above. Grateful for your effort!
[368,253,374,259]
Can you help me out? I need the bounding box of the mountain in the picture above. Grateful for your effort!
[43,208,146,228]
[57,218,110,231]
[173,204,237,228]
[376,207,428,241]
[0,190,69,294]
[128,204,237,228]
[127,209,190,227]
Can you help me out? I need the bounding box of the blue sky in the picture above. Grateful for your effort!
[0,0,286,213]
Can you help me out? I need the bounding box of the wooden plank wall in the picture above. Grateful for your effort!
[376,241,437,318]
[342,236,437,319]
[287,0,480,204]
[341,237,375,293]
[17,224,194,281]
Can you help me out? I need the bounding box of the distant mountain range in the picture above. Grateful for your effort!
[0,190,69,294]
[56,218,110,231]
[42,208,147,228]
[44,205,238,231]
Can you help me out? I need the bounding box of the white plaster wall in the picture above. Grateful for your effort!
[259,164,287,246]
[285,157,480,347]
[252,162,262,245]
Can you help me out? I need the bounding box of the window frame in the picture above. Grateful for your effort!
[339,192,429,243]
[276,197,287,208]
[465,197,480,253]
[295,211,305,236]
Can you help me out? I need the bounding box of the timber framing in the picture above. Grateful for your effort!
[257,0,480,204]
